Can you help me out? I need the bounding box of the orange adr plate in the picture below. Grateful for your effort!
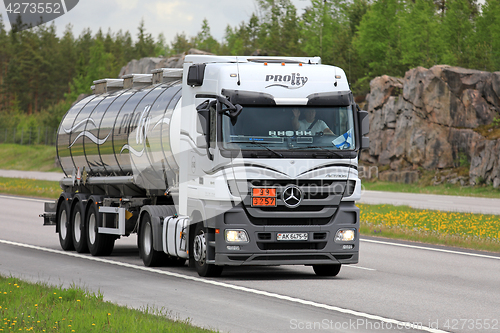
[252,197,277,207]
[252,188,277,197]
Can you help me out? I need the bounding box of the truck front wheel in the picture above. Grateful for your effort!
[139,213,165,267]
[193,224,223,277]
[312,264,341,277]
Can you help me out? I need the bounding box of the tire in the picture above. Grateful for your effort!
[71,200,88,253]
[312,264,341,277]
[139,213,166,267]
[86,202,115,256]
[192,224,223,277]
[58,199,74,251]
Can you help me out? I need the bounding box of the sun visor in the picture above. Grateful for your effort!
[221,89,276,105]
[307,91,353,106]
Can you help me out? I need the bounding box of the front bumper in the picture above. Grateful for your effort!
[205,201,360,266]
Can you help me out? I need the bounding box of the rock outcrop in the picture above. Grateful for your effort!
[362,65,500,186]
[118,48,212,77]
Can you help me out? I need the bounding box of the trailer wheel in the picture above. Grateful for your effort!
[193,224,223,277]
[312,264,341,277]
[71,201,88,253]
[58,199,74,251]
[139,213,165,267]
[86,202,115,256]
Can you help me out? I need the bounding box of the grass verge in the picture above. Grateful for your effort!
[0,177,60,199]
[0,144,58,172]
[359,203,500,253]
[0,275,215,333]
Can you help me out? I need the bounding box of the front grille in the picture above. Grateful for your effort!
[257,242,327,250]
[257,232,272,240]
[249,216,331,226]
[313,232,327,240]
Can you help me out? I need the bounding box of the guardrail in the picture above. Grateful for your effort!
[0,127,58,146]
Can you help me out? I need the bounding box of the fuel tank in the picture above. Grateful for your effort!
[57,75,182,190]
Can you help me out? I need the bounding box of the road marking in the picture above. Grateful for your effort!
[362,239,500,260]
[0,239,448,333]
[344,265,376,271]
[0,195,49,203]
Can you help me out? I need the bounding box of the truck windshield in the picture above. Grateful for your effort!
[221,105,355,151]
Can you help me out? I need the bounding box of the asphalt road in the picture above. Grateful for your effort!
[360,190,500,215]
[1,194,500,333]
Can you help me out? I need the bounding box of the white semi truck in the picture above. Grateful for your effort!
[41,55,369,277]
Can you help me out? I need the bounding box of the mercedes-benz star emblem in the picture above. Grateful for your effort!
[281,185,303,208]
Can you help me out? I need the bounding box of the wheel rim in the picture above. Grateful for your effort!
[193,231,206,265]
[60,210,67,239]
[88,213,96,245]
[74,211,81,242]
[143,222,152,256]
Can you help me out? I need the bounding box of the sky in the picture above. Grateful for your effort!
[0,0,311,43]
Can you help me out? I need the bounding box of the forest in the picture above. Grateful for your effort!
[0,0,499,138]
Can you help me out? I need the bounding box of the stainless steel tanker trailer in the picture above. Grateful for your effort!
[41,55,369,277]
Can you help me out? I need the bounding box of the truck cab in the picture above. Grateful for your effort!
[178,55,369,276]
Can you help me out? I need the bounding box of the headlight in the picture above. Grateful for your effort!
[225,229,249,243]
[335,229,356,242]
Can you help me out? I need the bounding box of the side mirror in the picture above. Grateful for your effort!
[218,98,243,126]
[357,107,370,150]
[196,99,215,159]
[187,64,206,86]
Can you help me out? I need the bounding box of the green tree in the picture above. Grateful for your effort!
[135,19,156,58]
[170,32,193,54]
[301,0,355,70]
[223,14,261,56]
[441,0,475,67]
[0,15,12,112]
[353,0,404,78]
[399,0,444,69]
[255,0,301,56]
[69,38,114,99]
[194,19,220,53]
[155,33,171,57]
[473,0,500,70]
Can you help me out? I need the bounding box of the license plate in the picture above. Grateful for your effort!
[252,197,277,207]
[277,233,308,241]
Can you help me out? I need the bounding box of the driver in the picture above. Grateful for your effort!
[292,108,335,135]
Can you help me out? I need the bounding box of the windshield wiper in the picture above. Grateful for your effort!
[291,146,344,158]
[232,141,284,158]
